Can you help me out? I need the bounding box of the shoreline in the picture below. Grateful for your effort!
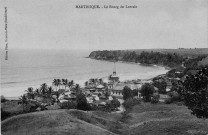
[3,58,170,98]
[89,57,172,70]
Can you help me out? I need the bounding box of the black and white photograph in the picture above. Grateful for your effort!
[1,0,208,134]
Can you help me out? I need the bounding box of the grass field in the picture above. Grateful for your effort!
[121,103,208,135]
[2,103,208,135]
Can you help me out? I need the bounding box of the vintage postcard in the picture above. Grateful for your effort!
[1,0,208,134]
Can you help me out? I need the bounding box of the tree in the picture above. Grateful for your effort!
[34,88,40,96]
[180,66,208,118]
[111,97,120,109]
[123,98,141,110]
[40,83,48,95]
[75,84,80,94]
[153,81,167,94]
[62,79,68,90]
[151,94,160,104]
[57,79,61,90]
[1,95,6,102]
[132,89,138,97]
[47,86,53,97]
[76,93,88,110]
[52,79,61,91]
[122,86,132,100]
[140,83,154,102]
[85,81,88,87]
[25,87,34,99]
[70,80,74,87]
[19,94,28,112]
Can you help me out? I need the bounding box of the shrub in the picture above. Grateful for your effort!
[180,66,208,118]
[111,98,120,108]
[76,93,88,111]
[164,98,172,104]
[1,108,11,120]
[1,95,6,103]
[151,94,160,104]
[60,101,77,109]
[168,91,181,102]
[123,97,141,110]
[88,103,98,111]
[122,86,132,100]
[140,83,155,102]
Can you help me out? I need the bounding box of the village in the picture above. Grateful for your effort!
[32,64,175,111]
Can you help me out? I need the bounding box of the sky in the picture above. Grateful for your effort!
[1,0,208,51]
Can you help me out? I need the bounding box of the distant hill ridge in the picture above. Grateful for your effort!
[89,48,208,68]
[89,48,208,58]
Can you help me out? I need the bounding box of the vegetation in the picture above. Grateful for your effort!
[140,83,154,102]
[179,66,208,118]
[89,50,187,67]
[76,93,89,111]
[110,96,121,109]
[122,86,132,100]
[152,80,167,94]
[151,94,160,104]
[1,95,6,103]
[59,101,77,109]
[2,103,208,135]
[123,98,141,110]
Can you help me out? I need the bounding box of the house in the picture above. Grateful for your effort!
[166,81,172,92]
[110,83,124,96]
[96,84,105,93]
[159,94,170,102]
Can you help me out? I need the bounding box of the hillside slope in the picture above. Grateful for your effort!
[1,109,121,135]
[2,104,208,135]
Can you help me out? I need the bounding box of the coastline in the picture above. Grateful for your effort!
[3,58,170,99]
[88,57,172,71]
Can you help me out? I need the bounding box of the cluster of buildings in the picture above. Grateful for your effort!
[57,67,144,106]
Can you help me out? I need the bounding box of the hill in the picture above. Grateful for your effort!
[89,48,208,58]
[89,48,208,68]
[1,109,121,135]
[121,103,208,135]
[2,103,208,135]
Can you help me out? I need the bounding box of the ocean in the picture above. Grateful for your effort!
[1,49,168,97]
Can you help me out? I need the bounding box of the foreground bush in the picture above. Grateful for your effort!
[1,95,6,103]
[165,91,181,104]
[180,66,208,118]
[151,94,160,104]
[123,97,141,110]
[1,108,11,121]
[140,83,154,102]
[60,101,77,109]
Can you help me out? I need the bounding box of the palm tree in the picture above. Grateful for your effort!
[57,79,61,90]
[40,83,48,95]
[47,86,53,97]
[62,79,68,90]
[25,87,34,99]
[75,84,80,95]
[19,94,28,112]
[53,79,59,91]
[70,80,74,86]
[34,88,40,96]
[67,81,72,90]
[99,78,103,84]
[85,81,88,87]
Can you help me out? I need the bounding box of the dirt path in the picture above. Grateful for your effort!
[129,118,172,128]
